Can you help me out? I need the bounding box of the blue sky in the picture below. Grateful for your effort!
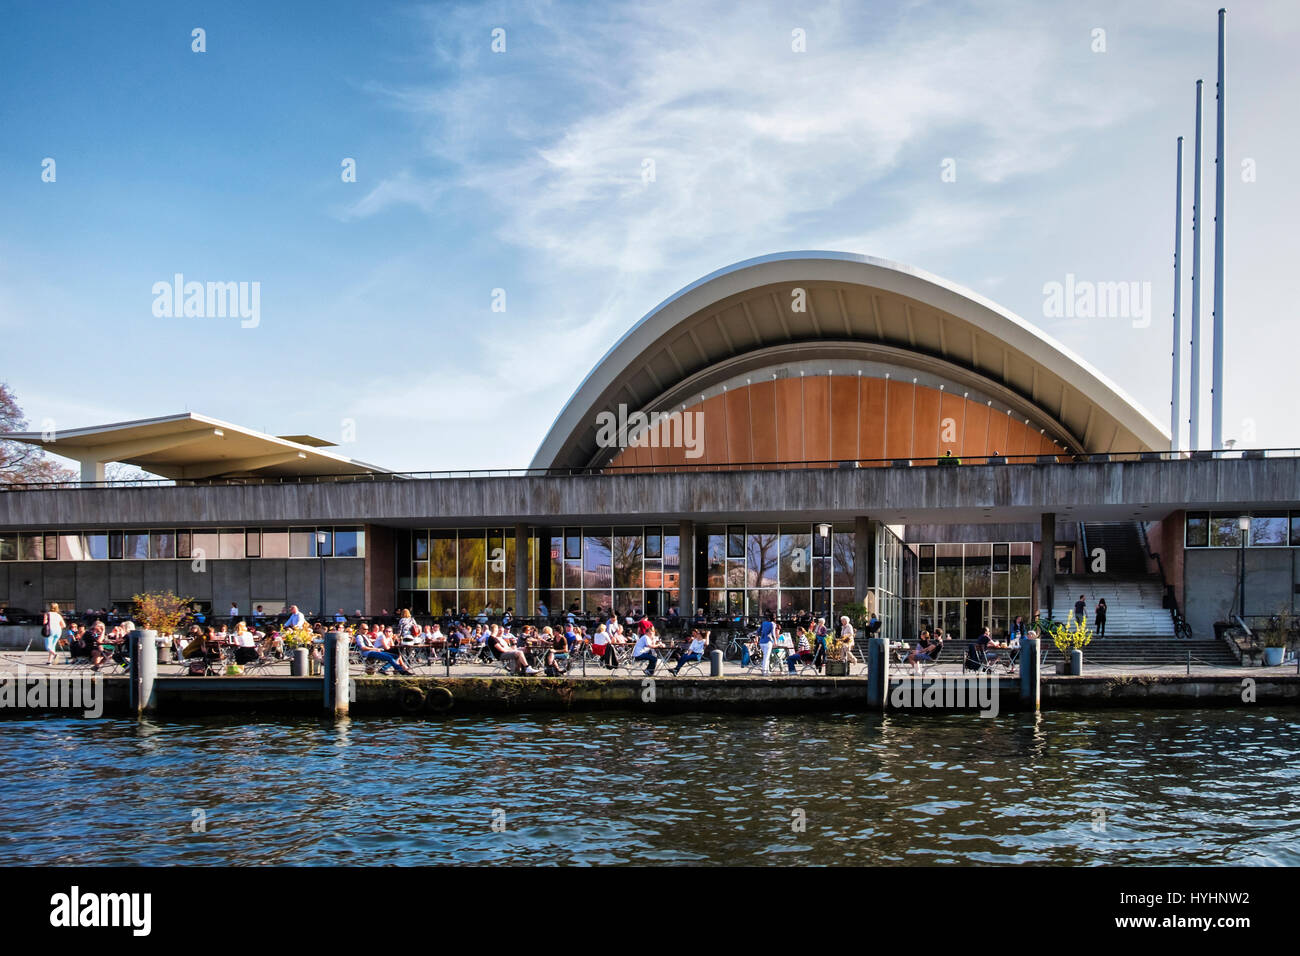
[3,0,1298,472]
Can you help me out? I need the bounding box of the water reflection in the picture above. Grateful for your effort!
[0,709,1296,865]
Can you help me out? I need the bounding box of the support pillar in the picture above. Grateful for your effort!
[1020,637,1041,710]
[323,631,350,716]
[678,519,695,618]
[1039,513,1056,621]
[128,629,158,716]
[513,523,529,620]
[866,636,889,710]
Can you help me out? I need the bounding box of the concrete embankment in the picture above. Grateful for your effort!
[0,672,1296,718]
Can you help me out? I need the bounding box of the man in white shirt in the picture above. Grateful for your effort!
[632,628,662,675]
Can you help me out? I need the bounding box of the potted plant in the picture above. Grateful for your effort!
[1260,611,1293,667]
[1045,615,1093,674]
[824,634,850,676]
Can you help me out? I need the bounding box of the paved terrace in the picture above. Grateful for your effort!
[1,454,1298,527]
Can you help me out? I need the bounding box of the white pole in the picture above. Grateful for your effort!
[1190,80,1203,450]
[1211,8,1226,450]
[1171,136,1183,451]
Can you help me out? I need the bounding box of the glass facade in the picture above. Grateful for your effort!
[0,528,364,560]
[907,541,1034,641]
[696,523,854,621]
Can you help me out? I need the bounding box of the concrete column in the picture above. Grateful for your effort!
[128,629,159,715]
[291,647,308,676]
[1020,637,1040,710]
[853,516,871,603]
[513,523,529,619]
[678,520,695,617]
[1039,513,1056,620]
[323,631,350,716]
[865,636,889,709]
[79,459,106,484]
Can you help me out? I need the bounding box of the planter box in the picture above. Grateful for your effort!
[825,660,849,676]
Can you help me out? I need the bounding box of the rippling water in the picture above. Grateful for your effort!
[1,709,1296,865]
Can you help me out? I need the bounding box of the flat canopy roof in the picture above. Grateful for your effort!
[1,412,391,481]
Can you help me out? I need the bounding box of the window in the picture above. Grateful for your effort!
[192,532,219,562]
[333,527,363,558]
[218,530,245,559]
[43,535,58,561]
[176,532,191,559]
[727,526,746,559]
[261,531,288,558]
[1293,514,1300,547]
[0,534,14,561]
[1250,514,1288,547]
[108,533,123,560]
[919,544,935,574]
[1185,512,1208,548]
[1208,515,1242,548]
[126,533,149,559]
[564,528,582,561]
[245,530,261,558]
[993,543,1009,573]
[645,530,662,560]
[19,534,42,561]
[289,529,315,558]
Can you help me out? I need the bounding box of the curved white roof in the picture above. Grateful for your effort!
[532,252,1169,469]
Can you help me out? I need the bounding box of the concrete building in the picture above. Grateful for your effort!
[2,253,1297,641]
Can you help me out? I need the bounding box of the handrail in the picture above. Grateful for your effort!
[3,446,1298,492]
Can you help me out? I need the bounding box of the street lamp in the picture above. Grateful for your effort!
[817,523,831,620]
[316,530,328,625]
[1237,515,1250,620]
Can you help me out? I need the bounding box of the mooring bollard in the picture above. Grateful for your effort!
[709,648,723,677]
[323,631,350,716]
[1020,637,1040,710]
[291,647,308,677]
[865,637,888,709]
[1069,648,1083,677]
[128,629,159,716]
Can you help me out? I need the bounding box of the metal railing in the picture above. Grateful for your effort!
[3,446,1298,493]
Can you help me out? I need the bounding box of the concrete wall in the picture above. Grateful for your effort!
[0,558,367,618]
[2,457,1297,529]
[1183,547,1298,635]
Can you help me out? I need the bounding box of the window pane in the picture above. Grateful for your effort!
[727,557,747,589]
[193,532,219,561]
[727,526,746,558]
[413,533,429,561]
[261,531,288,558]
[747,531,779,589]
[1209,515,1242,548]
[19,534,42,560]
[780,531,812,588]
[832,532,855,587]
[414,561,429,589]
[175,532,190,559]
[707,535,725,588]
[429,532,457,590]
[919,544,935,574]
[0,534,15,561]
[219,531,245,559]
[289,529,315,558]
[59,534,86,560]
[1250,515,1287,547]
[245,531,261,558]
[936,544,963,597]
[1293,514,1300,547]
[584,535,612,590]
[964,544,991,597]
[564,528,582,561]
[1010,543,1032,596]
[108,533,123,560]
[1185,513,1209,548]
[43,535,58,560]
[459,533,486,590]
[84,534,107,560]
[612,532,643,589]
[148,532,173,559]
[487,531,505,589]
[645,529,662,559]
[993,543,1009,573]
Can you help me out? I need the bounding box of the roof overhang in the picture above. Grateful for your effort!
[1,412,391,481]
[531,252,1170,469]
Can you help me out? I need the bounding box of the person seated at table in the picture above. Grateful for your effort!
[906,629,942,674]
[232,621,260,665]
[355,629,413,676]
[787,627,815,673]
[671,629,708,675]
[591,624,616,669]
[632,626,663,675]
[964,626,1006,671]
[488,628,537,676]
[544,626,569,676]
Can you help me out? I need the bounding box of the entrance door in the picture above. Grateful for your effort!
[964,598,989,641]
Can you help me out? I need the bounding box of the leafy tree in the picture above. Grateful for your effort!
[132,591,194,636]
[0,382,77,485]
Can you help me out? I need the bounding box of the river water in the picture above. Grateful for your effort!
[1,709,1296,865]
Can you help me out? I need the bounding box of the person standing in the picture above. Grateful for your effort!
[1073,594,1087,623]
[1094,598,1108,638]
[228,601,239,624]
[812,617,828,672]
[42,602,66,666]
[758,611,778,675]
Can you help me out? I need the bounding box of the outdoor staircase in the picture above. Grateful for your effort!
[1039,638,1237,667]
[1079,521,1149,574]
[1050,573,1175,637]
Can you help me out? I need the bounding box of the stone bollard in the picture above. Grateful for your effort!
[323,631,350,716]
[1069,648,1083,677]
[709,648,723,677]
[1020,638,1040,710]
[291,647,308,677]
[129,629,159,716]
[156,637,170,665]
[866,636,889,709]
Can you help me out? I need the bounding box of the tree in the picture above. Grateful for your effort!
[0,382,77,485]
[132,591,194,636]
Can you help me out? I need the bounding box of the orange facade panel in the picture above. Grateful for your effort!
[859,376,886,462]
[829,376,859,460]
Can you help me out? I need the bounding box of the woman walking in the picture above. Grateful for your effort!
[1094,598,1108,638]
[43,602,65,666]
